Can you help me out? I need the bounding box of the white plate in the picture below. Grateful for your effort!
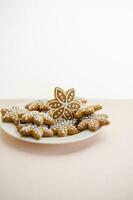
[0,116,99,144]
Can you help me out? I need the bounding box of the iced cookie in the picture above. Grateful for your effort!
[51,118,78,137]
[75,105,102,119]
[21,111,43,125]
[21,111,54,125]
[77,114,110,132]
[48,87,80,120]
[25,100,48,112]
[1,109,19,125]
[1,107,27,125]
[41,112,54,125]
[17,124,54,139]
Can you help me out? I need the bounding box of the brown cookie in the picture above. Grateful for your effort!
[1,107,27,125]
[51,118,78,137]
[25,100,48,112]
[75,105,102,119]
[17,124,54,139]
[48,87,81,120]
[41,126,54,137]
[21,111,44,125]
[1,108,10,115]
[41,112,54,125]
[21,111,54,125]
[77,114,110,132]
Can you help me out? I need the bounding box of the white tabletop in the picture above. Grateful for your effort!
[0,100,133,200]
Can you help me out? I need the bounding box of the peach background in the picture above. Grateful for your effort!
[0,100,133,200]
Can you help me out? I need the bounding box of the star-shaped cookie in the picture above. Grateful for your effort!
[51,118,78,137]
[25,100,48,111]
[77,114,110,131]
[1,107,27,125]
[17,124,54,139]
[20,111,54,125]
[75,105,102,119]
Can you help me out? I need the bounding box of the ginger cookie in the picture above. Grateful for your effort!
[21,111,44,125]
[51,118,78,137]
[48,87,80,120]
[21,111,54,125]
[17,124,54,139]
[77,114,110,132]
[75,105,102,119]
[25,100,48,112]
[1,107,27,125]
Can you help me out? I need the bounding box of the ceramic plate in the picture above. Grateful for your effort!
[0,116,99,144]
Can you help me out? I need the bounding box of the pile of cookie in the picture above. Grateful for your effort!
[0,87,110,140]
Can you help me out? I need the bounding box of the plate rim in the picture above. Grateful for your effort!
[0,118,99,144]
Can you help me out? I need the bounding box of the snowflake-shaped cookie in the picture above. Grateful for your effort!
[51,118,78,137]
[17,124,54,139]
[1,107,27,125]
[21,111,54,125]
[25,100,48,111]
[77,114,110,132]
[48,87,80,120]
[75,105,102,119]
